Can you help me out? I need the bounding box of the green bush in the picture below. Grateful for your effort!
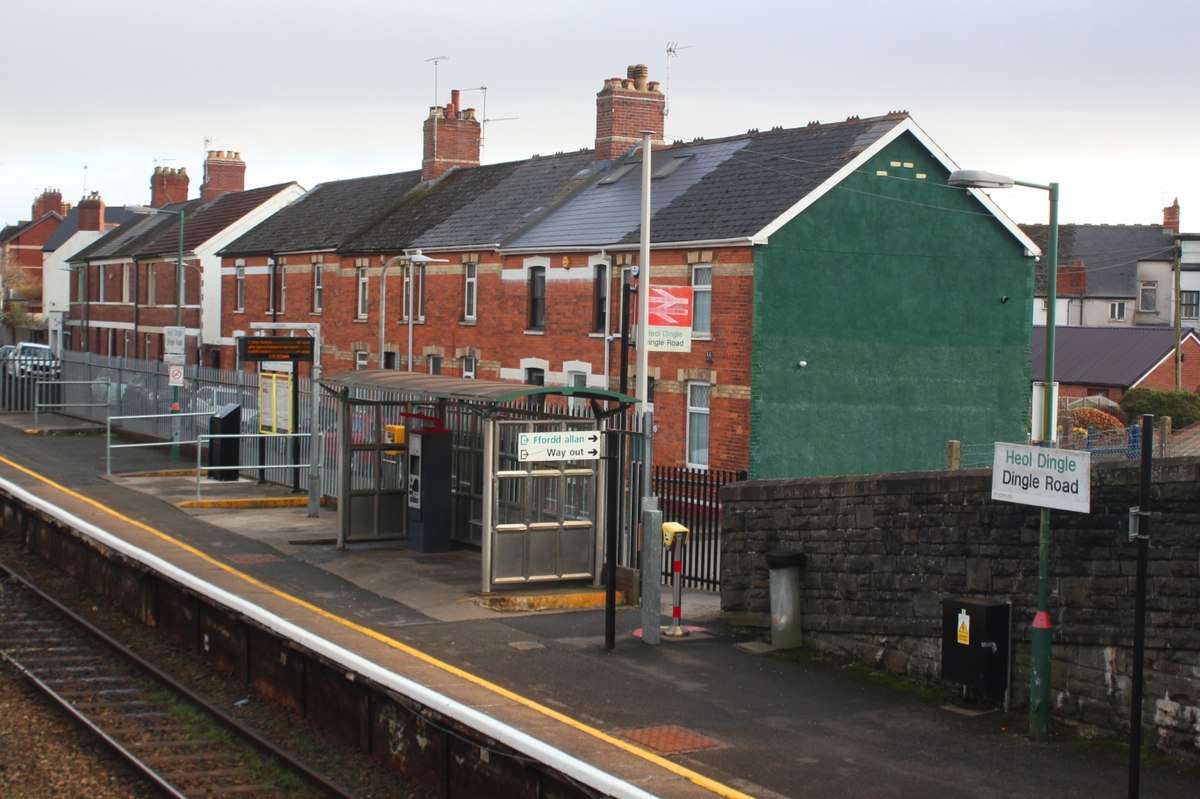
[1119,388,1200,429]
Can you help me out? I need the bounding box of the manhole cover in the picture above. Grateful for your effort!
[226,553,283,565]
[621,725,722,754]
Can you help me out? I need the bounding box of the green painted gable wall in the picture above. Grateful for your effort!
[749,133,1033,479]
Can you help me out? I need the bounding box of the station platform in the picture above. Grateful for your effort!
[0,412,1196,798]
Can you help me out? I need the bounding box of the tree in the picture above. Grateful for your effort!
[0,248,43,338]
[1119,388,1200,430]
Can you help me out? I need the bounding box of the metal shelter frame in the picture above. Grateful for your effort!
[320,371,634,592]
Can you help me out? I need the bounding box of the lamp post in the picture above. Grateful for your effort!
[378,254,405,369]
[949,169,1059,739]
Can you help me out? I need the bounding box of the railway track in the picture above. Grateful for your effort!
[0,562,357,799]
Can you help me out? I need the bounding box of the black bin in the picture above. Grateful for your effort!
[208,403,241,482]
[941,597,1011,706]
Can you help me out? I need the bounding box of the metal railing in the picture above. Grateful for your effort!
[194,432,312,501]
[106,410,215,475]
[33,380,110,427]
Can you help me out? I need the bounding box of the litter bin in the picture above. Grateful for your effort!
[766,550,806,649]
[208,403,241,482]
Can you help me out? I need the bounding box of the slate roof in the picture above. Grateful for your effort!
[221,172,422,256]
[507,114,909,250]
[133,182,299,259]
[43,206,139,252]
[1031,325,1197,387]
[67,203,195,262]
[1020,224,1175,298]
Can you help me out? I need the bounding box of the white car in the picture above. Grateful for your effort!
[6,343,61,380]
[192,386,257,423]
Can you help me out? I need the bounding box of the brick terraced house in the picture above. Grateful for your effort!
[219,65,1037,478]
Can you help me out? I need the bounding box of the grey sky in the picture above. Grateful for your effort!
[4,0,1196,229]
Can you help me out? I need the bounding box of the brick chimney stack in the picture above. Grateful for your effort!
[422,89,482,182]
[594,64,665,161]
[1163,198,1180,234]
[77,192,105,232]
[31,188,65,220]
[201,150,246,201]
[150,166,189,208]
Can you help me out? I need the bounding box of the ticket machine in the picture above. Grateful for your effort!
[407,428,452,552]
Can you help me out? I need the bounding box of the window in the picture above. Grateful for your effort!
[687,382,710,468]
[147,265,157,306]
[356,267,369,319]
[1182,290,1200,320]
[1139,281,1157,312]
[1109,301,1127,321]
[402,263,426,321]
[122,264,132,302]
[428,355,442,375]
[526,367,545,410]
[593,263,608,332]
[462,355,477,379]
[312,261,323,312]
[355,350,368,370]
[267,260,277,312]
[278,267,287,313]
[692,264,712,336]
[528,266,546,330]
[463,262,477,321]
[98,266,107,303]
[235,265,245,312]
[568,370,588,415]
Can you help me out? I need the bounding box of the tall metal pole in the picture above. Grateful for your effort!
[171,210,184,459]
[1029,180,1060,739]
[636,130,661,645]
[407,261,415,372]
[1127,414,1153,799]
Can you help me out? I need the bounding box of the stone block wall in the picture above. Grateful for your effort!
[720,458,1200,755]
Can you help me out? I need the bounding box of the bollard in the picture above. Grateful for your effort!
[766,550,806,649]
[662,522,690,638]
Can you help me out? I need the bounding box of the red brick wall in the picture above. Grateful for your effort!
[77,194,105,231]
[151,167,189,207]
[422,91,481,181]
[201,151,246,201]
[594,65,665,161]
[218,245,755,473]
[1134,336,1200,394]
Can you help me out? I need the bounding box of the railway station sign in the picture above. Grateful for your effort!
[239,335,314,363]
[991,442,1090,513]
[646,286,693,353]
[518,431,603,462]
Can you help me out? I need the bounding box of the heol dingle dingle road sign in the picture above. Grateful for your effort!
[992,442,1091,513]
[518,430,604,463]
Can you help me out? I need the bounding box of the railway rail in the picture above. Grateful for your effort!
[0,561,358,799]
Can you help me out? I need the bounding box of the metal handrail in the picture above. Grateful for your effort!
[195,432,311,501]
[32,380,110,427]
[106,411,214,475]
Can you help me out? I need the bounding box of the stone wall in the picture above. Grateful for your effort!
[720,458,1200,755]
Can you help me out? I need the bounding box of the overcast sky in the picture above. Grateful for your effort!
[4,0,1197,231]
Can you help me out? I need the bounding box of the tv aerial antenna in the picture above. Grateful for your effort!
[665,41,692,125]
[460,86,518,150]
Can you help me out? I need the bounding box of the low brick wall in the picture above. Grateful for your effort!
[720,458,1200,755]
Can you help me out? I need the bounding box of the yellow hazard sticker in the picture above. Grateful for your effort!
[957,610,970,645]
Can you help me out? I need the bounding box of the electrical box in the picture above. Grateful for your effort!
[941,597,1012,707]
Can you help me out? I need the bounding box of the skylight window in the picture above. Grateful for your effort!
[652,154,693,179]
[598,162,639,185]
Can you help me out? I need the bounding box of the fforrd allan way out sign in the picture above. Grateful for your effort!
[991,442,1091,513]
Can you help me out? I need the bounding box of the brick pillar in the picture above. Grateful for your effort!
[594,64,666,161]
[201,150,246,201]
[150,167,190,208]
[422,89,482,181]
[77,192,105,231]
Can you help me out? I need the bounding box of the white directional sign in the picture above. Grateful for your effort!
[992,442,1091,513]
[165,326,186,358]
[518,430,604,463]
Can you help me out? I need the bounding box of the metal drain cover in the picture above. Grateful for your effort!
[621,725,722,754]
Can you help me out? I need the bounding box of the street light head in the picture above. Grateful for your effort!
[405,248,449,264]
[947,169,1015,190]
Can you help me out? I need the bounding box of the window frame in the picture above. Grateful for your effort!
[234,264,245,312]
[528,265,546,331]
[1181,290,1199,321]
[692,263,712,337]
[147,264,158,306]
[1109,301,1127,321]
[463,262,477,321]
[593,262,608,332]
[686,381,711,469]
[356,267,369,319]
[461,355,477,379]
[1139,281,1157,313]
[312,261,323,313]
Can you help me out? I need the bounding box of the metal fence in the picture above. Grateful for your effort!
[654,466,746,591]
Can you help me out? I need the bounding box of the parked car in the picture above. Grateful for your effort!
[6,343,61,380]
[192,385,257,424]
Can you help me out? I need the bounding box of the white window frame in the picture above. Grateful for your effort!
[1109,301,1127,321]
[686,381,711,469]
[98,265,107,303]
[593,262,608,332]
[278,266,287,313]
[355,350,369,370]
[1182,290,1199,321]
[462,355,477,379]
[356,267,369,319]
[267,261,277,313]
[692,263,712,336]
[312,261,323,313]
[1139,281,1157,313]
[403,263,426,322]
[528,265,546,330]
[234,265,245,312]
[122,264,132,303]
[568,370,588,415]
[428,354,442,375]
[463,262,477,321]
[147,264,158,306]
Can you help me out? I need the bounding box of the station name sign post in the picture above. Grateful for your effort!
[991,442,1090,513]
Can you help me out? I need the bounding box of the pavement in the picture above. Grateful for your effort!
[1,411,1198,799]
